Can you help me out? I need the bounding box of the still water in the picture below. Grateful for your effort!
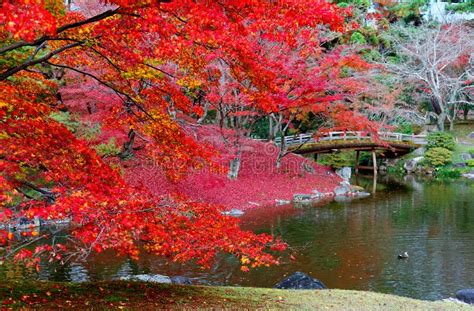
[2,176,474,300]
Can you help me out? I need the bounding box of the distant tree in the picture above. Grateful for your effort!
[383,23,474,131]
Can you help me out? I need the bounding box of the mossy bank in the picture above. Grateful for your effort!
[1,281,471,310]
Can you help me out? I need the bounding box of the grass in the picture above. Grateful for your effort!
[0,281,471,310]
[448,123,474,164]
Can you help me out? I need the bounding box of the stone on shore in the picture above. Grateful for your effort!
[456,289,474,304]
[274,272,326,290]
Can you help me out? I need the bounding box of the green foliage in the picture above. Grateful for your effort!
[50,111,101,141]
[250,117,270,139]
[446,1,474,13]
[426,132,455,151]
[469,149,474,156]
[467,159,474,167]
[435,167,461,179]
[350,32,367,45]
[323,152,352,169]
[396,121,423,135]
[94,138,121,157]
[362,49,381,62]
[424,147,453,167]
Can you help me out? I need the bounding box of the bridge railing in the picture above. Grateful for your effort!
[274,131,427,146]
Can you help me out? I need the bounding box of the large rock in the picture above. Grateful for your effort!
[121,274,172,284]
[293,193,320,203]
[274,272,326,290]
[412,147,425,156]
[336,167,352,181]
[460,153,472,162]
[456,289,474,304]
[120,274,192,285]
[334,181,351,196]
[170,276,193,285]
[404,157,424,173]
[467,132,474,139]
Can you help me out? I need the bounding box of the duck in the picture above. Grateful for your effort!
[398,252,409,259]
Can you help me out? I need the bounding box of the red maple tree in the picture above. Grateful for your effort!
[0,0,372,271]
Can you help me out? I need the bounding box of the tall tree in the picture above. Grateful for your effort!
[0,0,369,269]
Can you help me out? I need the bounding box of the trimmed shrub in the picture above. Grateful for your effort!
[94,138,121,157]
[426,132,455,151]
[467,159,474,167]
[424,147,453,167]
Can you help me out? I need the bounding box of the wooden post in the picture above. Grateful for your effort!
[355,150,360,175]
[372,150,377,177]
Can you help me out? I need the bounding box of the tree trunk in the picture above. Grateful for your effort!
[227,150,241,180]
[276,133,286,169]
[437,113,446,131]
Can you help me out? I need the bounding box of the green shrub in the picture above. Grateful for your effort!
[50,111,101,141]
[467,159,474,167]
[350,32,367,45]
[435,167,461,179]
[324,152,351,169]
[94,138,121,157]
[446,2,474,13]
[424,147,453,167]
[426,132,455,151]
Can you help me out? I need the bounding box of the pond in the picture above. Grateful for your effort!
[1,175,474,301]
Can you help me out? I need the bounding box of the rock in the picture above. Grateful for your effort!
[170,276,192,285]
[275,199,291,205]
[460,153,472,162]
[412,147,425,156]
[353,191,370,198]
[404,157,424,173]
[453,162,467,168]
[293,194,320,203]
[334,181,351,196]
[456,289,474,304]
[467,132,474,139]
[336,167,352,181]
[274,272,326,290]
[121,274,172,284]
[221,209,245,217]
[463,173,474,179]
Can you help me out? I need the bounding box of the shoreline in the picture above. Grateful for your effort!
[1,281,470,309]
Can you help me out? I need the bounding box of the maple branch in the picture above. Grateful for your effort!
[0,9,120,55]
[45,62,156,121]
[145,63,176,78]
[0,42,82,80]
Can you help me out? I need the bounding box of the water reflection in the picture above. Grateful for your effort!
[1,176,473,300]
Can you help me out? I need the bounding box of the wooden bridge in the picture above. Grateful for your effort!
[273,131,427,176]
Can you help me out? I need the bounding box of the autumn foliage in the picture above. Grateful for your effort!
[0,0,372,271]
